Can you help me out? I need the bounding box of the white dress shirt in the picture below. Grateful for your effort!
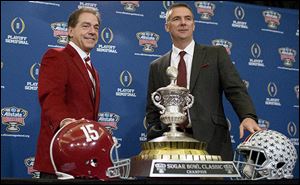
[170,40,195,90]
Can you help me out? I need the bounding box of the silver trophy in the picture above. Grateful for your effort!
[129,66,240,178]
[150,66,196,141]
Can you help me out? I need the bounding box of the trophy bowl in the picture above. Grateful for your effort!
[150,66,194,140]
[152,87,193,125]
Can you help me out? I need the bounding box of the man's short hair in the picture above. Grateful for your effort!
[68,7,101,28]
[165,3,194,23]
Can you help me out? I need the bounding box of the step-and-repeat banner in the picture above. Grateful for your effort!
[1,1,299,179]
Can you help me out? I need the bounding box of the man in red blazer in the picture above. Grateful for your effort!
[34,8,101,178]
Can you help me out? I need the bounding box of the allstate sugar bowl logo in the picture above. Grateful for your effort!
[51,22,68,45]
[1,106,28,132]
[121,1,139,12]
[278,47,296,68]
[116,1,143,17]
[194,1,215,21]
[262,10,281,29]
[136,31,160,53]
[212,39,232,55]
[98,112,120,134]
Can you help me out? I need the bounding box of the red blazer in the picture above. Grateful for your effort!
[33,44,100,173]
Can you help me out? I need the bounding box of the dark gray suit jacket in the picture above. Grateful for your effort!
[145,44,257,161]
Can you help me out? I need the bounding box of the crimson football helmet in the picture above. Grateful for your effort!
[50,119,130,180]
[233,129,298,180]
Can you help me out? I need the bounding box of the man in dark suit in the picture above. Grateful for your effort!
[145,3,261,161]
[34,8,101,178]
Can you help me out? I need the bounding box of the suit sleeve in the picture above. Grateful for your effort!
[38,49,74,133]
[217,46,258,122]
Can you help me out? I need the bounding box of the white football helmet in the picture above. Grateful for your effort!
[233,130,298,180]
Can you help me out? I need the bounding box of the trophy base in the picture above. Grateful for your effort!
[130,157,239,178]
[130,138,240,178]
[137,143,211,161]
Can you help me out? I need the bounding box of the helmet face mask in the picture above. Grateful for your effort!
[233,130,298,180]
[234,147,269,180]
[106,137,131,179]
[50,119,130,180]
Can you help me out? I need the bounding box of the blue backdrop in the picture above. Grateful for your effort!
[1,1,299,179]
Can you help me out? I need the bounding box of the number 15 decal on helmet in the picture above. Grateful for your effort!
[50,119,130,180]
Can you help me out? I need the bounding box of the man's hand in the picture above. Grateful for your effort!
[239,118,262,139]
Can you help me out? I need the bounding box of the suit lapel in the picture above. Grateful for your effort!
[190,44,207,93]
[65,44,95,102]
[93,69,100,119]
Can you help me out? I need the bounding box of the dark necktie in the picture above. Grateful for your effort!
[177,51,187,88]
[84,56,96,98]
[176,51,189,131]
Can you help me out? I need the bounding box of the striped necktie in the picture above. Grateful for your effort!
[84,56,96,98]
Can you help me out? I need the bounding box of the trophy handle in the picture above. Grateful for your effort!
[151,92,166,114]
[183,94,194,111]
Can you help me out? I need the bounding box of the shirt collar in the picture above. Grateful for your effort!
[69,41,90,60]
[172,40,195,56]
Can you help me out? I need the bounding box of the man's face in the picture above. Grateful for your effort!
[68,12,99,53]
[165,7,195,42]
